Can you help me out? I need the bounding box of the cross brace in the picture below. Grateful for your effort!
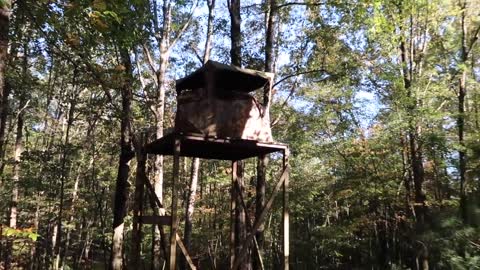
[232,165,289,270]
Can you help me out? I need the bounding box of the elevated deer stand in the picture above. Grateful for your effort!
[134,61,289,270]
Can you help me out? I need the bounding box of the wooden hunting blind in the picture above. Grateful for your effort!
[174,60,274,142]
[131,61,290,270]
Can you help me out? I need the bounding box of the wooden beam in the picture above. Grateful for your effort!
[283,149,290,270]
[232,165,289,270]
[233,178,264,270]
[144,173,165,210]
[169,138,181,270]
[136,215,172,225]
[176,233,197,270]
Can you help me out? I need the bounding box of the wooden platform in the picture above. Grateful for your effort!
[145,132,287,160]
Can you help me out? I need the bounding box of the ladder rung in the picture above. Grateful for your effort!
[136,215,172,225]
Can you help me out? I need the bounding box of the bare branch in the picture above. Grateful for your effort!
[190,45,204,64]
[271,80,299,127]
[276,1,326,10]
[169,0,199,51]
[466,22,480,56]
[273,69,327,87]
[142,43,159,86]
[134,50,147,89]
[16,100,31,118]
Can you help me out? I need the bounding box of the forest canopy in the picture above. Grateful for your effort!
[0,0,480,269]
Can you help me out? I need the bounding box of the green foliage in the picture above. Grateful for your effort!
[1,0,480,269]
[2,226,39,241]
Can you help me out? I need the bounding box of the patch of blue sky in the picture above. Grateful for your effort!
[319,4,342,27]
[354,90,380,129]
[339,29,367,53]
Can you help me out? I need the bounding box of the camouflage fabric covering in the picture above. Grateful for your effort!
[175,88,273,142]
[174,61,274,142]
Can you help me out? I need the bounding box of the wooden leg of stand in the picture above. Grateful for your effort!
[232,166,289,270]
[283,149,289,270]
[169,138,181,270]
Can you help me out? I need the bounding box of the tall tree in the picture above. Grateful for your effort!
[184,0,215,255]
[228,0,251,269]
[141,1,197,265]
[7,39,30,269]
[181,3,216,270]
[110,48,134,270]
[256,1,277,268]
[228,0,241,67]
[0,0,12,173]
[457,0,480,222]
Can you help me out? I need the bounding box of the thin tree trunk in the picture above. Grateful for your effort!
[54,85,77,270]
[152,1,172,267]
[182,157,199,268]
[458,1,468,222]
[399,19,426,218]
[7,96,25,269]
[203,0,215,63]
[131,134,147,269]
[110,49,134,270]
[7,36,28,268]
[9,44,27,231]
[63,162,85,266]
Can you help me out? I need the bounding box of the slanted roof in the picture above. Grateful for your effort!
[176,60,274,93]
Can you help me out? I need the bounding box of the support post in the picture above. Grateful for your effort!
[230,161,237,269]
[169,138,181,270]
[282,149,289,270]
[232,165,289,270]
[233,177,264,270]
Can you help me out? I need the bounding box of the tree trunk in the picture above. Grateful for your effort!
[228,0,251,268]
[399,20,426,220]
[182,157,199,268]
[54,83,77,270]
[228,0,242,67]
[181,1,215,268]
[131,134,147,269]
[458,1,468,223]
[7,94,25,268]
[264,0,276,74]
[110,49,134,270]
[152,1,172,267]
[255,1,276,268]
[399,9,430,268]
[237,161,251,270]
[0,0,11,169]
[7,35,28,268]
[9,40,27,232]
[63,161,85,267]
[202,0,215,64]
